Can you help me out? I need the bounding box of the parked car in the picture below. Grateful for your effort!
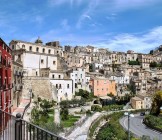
[140,112,145,116]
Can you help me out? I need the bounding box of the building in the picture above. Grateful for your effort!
[69,67,90,93]
[9,38,62,77]
[130,93,152,109]
[50,79,73,102]
[11,48,24,110]
[130,96,143,109]
[89,77,116,97]
[0,38,12,113]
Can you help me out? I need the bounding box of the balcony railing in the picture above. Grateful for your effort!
[0,109,66,140]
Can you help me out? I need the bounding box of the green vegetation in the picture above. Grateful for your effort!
[60,107,69,120]
[150,91,162,116]
[150,61,162,68]
[103,104,124,111]
[60,98,86,108]
[61,115,80,128]
[144,115,162,132]
[75,89,96,102]
[149,50,153,55]
[31,97,62,134]
[91,105,102,112]
[96,112,128,140]
[89,64,93,72]
[128,60,140,65]
[89,115,106,138]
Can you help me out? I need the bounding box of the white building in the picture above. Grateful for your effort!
[92,63,103,72]
[110,73,129,85]
[50,79,74,102]
[70,67,91,92]
[9,38,63,77]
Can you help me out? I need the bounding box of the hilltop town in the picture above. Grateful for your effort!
[1,37,162,140]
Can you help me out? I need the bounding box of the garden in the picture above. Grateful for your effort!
[30,97,63,134]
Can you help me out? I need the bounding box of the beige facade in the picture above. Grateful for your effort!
[131,97,143,109]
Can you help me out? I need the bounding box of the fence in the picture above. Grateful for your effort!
[0,109,66,140]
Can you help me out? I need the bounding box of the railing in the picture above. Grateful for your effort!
[0,109,66,140]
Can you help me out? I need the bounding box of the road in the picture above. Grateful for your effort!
[120,114,162,140]
[67,112,101,140]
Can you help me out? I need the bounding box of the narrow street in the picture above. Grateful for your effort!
[67,112,101,140]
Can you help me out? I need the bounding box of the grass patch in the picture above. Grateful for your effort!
[61,115,80,128]
[144,115,162,132]
[96,112,128,140]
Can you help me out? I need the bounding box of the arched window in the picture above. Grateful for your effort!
[22,45,25,49]
[29,46,32,51]
[48,49,51,54]
[36,47,39,52]
[42,48,45,53]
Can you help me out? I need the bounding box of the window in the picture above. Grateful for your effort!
[29,46,32,51]
[59,84,61,89]
[67,84,69,88]
[18,55,21,59]
[22,45,25,49]
[41,59,44,64]
[81,74,82,78]
[36,47,39,52]
[53,61,56,65]
[36,71,38,76]
[12,45,15,49]
[56,84,58,88]
[42,48,45,53]
[0,52,1,62]
[48,49,51,54]
[57,51,59,54]
[52,74,54,78]
[59,75,61,79]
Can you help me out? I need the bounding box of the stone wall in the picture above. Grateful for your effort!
[22,77,53,100]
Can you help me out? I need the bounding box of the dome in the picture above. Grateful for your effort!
[35,37,43,44]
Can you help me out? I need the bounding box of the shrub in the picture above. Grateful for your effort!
[91,105,102,112]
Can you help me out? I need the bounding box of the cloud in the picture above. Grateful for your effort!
[61,19,70,31]
[91,26,162,53]
[106,13,117,22]
[37,26,162,53]
[83,15,92,20]
[48,0,86,7]
[76,0,99,29]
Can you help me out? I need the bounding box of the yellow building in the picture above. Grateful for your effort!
[131,96,143,109]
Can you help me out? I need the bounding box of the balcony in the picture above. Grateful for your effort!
[0,109,65,140]
[14,70,18,76]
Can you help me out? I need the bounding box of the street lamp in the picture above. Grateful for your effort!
[124,112,134,140]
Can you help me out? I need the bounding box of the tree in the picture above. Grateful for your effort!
[89,64,93,72]
[150,62,157,68]
[150,91,162,116]
[91,105,102,112]
[128,60,140,65]
[141,135,151,140]
[149,50,153,55]
[60,108,69,120]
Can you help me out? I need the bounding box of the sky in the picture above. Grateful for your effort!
[1,0,162,53]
